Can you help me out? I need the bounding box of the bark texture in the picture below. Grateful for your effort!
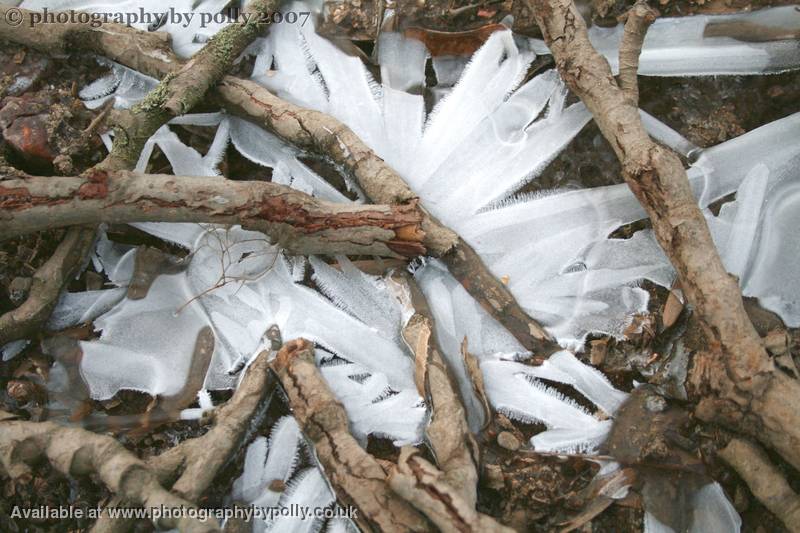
[618,1,658,106]
[0,5,177,80]
[0,171,426,257]
[399,275,479,508]
[91,347,277,533]
[95,0,278,171]
[0,412,219,532]
[219,78,559,354]
[719,438,800,532]
[0,8,559,355]
[270,339,431,533]
[388,447,516,533]
[527,0,800,470]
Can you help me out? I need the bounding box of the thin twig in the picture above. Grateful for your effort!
[618,1,658,106]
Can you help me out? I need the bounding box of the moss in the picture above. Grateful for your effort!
[133,72,177,113]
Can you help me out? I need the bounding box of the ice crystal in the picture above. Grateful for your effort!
[528,6,800,76]
[231,416,357,533]
[481,351,627,453]
[644,482,741,533]
[66,222,424,442]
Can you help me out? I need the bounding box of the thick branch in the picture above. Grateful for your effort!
[0,5,177,80]
[388,447,515,533]
[719,438,800,532]
[0,227,95,346]
[0,412,218,532]
[618,1,658,106]
[0,171,426,258]
[219,77,559,355]
[528,0,800,469]
[270,339,431,533]
[217,76,457,253]
[92,348,277,533]
[398,274,479,508]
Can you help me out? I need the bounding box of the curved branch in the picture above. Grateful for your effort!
[0,4,560,355]
[270,339,431,533]
[0,412,219,532]
[398,274,479,508]
[0,226,95,347]
[91,348,277,533]
[219,77,559,355]
[389,447,515,533]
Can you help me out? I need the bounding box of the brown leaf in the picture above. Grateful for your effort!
[404,23,508,57]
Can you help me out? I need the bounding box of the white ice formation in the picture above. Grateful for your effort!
[19,3,798,530]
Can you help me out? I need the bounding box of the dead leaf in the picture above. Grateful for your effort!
[404,23,508,56]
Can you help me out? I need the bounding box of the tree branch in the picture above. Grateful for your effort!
[270,339,431,533]
[397,273,480,508]
[527,0,800,470]
[0,171,426,257]
[218,77,559,355]
[718,438,800,532]
[91,347,277,533]
[94,0,278,172]
[0,227,95,347]
[0,5,177,80]
[0,411,219,532]
[388,447,515,533]
[618,1,658,106]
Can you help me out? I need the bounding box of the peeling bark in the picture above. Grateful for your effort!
[270,339,431,533]
[0,6,559,356]
[0,171,426,258]
[219,77,559,354]
[399,275,480,508]
[217,77,458,255]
